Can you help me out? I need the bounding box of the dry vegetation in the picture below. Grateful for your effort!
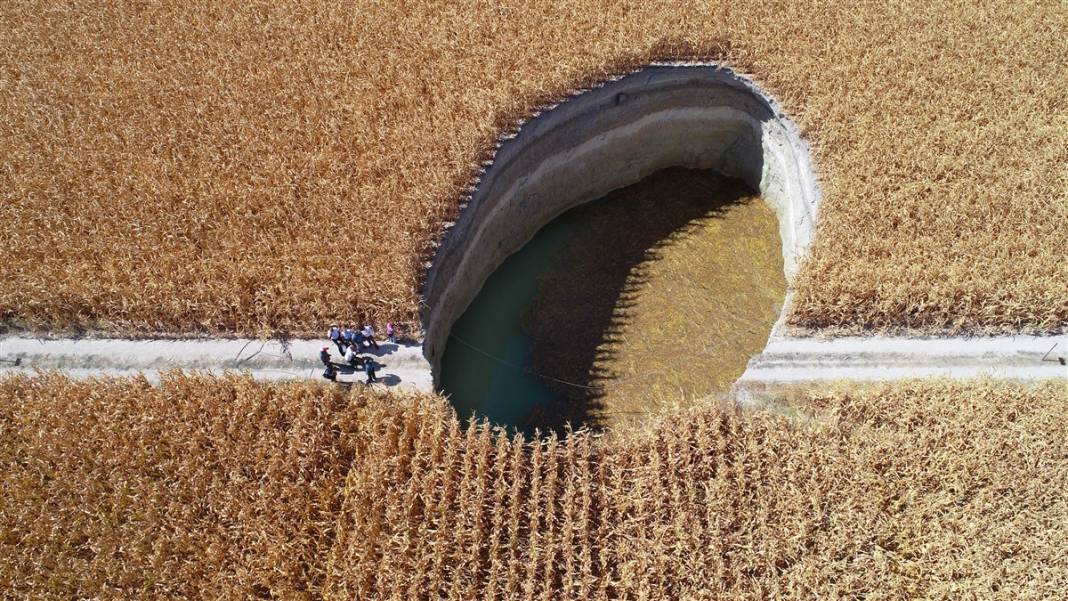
[0,373,366,598]
[329,380,1068,599]
[3,374,1066,598]
[2,1,1066,337]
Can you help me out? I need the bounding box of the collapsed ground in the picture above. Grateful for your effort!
[2,0,1066,337]
[523,170,783,431]
[438,168,784,432]
[2,375,1065,599]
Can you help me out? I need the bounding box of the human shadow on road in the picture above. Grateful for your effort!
[378,374,401,386]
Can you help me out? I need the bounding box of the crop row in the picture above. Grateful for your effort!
[3,375,1065,598]
[2,0,1065,336]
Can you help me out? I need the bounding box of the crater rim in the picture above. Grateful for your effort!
[421,62,822,388]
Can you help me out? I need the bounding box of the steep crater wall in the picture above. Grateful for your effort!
[421,64,821,382]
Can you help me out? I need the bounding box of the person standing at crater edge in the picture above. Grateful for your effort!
[342,325,356,350]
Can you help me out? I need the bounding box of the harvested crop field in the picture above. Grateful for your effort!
[2,1,1066,336]
[3,375,1066,598]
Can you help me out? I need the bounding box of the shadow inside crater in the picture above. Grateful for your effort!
[519,168,754,432]
[441,167,766,436]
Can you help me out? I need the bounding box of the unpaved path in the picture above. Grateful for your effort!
[0,337,433,391]
[2,333,1064,395]
[740,334,1067,381]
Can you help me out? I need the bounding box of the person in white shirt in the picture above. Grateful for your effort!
[327,325,344,354]
[361,324,380,350]
[344,344,360,369]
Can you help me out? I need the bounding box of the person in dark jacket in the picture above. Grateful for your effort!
[345,324,368,350]
[364,357,379,384]
[320,346,332,367]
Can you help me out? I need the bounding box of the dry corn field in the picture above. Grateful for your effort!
[2,0,1066,337]
[0,374,364,598]
[2,375,1066,599]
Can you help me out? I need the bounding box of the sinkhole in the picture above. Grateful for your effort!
[422,64,820,433]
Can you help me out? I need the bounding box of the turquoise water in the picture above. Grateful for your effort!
[439,212,579,435]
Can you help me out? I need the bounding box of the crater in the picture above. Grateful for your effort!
[421,64,820,430]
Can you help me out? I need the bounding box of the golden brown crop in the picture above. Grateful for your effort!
[4,374,1065,598]
[0,373,374,598]
[327,380,1068,599]
[1,0,1066,336]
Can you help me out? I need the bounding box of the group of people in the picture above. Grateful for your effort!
[320,322,397,384]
